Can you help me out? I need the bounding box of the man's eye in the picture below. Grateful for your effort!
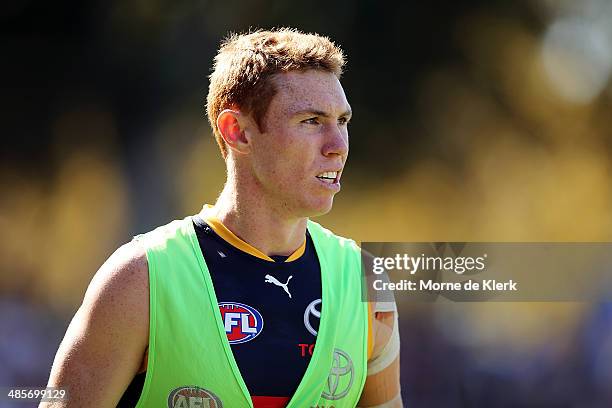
[302,118,319,125]
[338,117,350,126]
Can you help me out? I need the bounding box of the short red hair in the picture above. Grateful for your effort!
[206,28,346,157]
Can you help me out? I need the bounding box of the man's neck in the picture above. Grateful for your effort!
[210,183,307,258]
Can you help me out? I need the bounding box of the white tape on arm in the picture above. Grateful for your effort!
[367,311,400,375]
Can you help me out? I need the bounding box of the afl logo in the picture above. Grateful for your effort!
[167,386,222,408]
[219,302,264,344]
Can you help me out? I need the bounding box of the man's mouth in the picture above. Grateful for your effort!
[316,171,339,184]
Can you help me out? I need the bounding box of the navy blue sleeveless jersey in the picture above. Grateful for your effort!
[117,216,323,407]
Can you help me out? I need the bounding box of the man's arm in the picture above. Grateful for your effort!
[358,308,403,407]
[358,249,403,407]
[40,241,150,407]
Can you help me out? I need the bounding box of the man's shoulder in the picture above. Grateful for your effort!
[88,239,150,307]
[75,238,151,349]
[110,239,149,277]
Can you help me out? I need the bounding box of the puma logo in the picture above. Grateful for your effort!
[264,274,293,298]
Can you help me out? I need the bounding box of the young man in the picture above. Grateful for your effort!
[43,29,402,407]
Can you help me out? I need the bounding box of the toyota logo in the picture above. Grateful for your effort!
[322,348,354,400]
[303,298,322,336]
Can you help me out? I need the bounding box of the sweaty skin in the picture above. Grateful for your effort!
[42,70,401,407]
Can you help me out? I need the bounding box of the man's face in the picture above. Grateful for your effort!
[247,69,351,218]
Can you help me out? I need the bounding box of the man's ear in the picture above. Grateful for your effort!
[217,109,251,154]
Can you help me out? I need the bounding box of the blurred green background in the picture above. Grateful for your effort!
[2,0,612,405]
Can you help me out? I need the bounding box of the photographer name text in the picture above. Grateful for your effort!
[373,279,517,292]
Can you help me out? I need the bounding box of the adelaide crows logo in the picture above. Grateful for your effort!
[219,302,264,344]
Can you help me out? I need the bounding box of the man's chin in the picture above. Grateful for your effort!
[302,198,335,218]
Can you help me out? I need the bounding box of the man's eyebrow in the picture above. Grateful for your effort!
[292,109,353,118]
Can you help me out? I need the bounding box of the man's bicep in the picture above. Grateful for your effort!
[42,242,150,407]
[360,306,403,407]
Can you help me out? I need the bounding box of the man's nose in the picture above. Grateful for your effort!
[322,124,349,159]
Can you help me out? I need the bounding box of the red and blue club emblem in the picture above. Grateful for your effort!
[218,302,264,344]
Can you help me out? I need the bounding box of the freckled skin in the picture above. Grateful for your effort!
[247,70,350,218]
[42,68,401,407]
